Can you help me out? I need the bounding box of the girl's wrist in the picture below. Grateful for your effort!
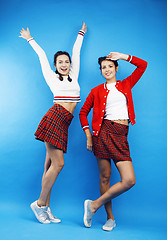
[84,129,91,137]
[27,36,33,42]
[120,53,129,61]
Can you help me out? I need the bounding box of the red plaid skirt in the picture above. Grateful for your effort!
[93,120,132,162]
[35,104,74,153]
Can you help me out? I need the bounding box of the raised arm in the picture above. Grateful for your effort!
[107,52,148,88]
[19,28,54,87]
[70,22,87,79]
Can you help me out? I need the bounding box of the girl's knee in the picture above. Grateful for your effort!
[57,160,64,170]
[100,174,111,186]
[54,157,64,170]
[123,177,136,189]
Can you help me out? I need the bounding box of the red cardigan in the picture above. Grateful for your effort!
[79,56,147,136]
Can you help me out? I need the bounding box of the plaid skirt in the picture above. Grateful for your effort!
[93,119,132,162]
[35,104,74,153]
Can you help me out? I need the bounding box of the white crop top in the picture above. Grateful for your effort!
[104,82,129,120]
[27,31,85,102]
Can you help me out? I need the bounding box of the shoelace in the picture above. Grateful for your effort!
[38,209,49,221]
[48,211,54,218]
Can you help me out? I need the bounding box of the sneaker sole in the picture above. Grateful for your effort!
[50,218,61,223]
[30,203,50,224]
[103,223,116,231]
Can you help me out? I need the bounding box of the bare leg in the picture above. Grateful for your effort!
[38,142,64,207]
[46,191,51,207]
[41,151,52,207]
[91,161,135,213]
[97,158,114,220]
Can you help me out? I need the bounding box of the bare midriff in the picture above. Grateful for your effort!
[54,102,77,114]
[112,119,129,126]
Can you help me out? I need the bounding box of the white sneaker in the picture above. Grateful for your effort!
[102,219,116,231]
[47,207,61,223]
[30,200,50,224]
[83,200,94,228]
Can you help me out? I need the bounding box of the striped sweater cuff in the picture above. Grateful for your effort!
[83,125,89,130]
[27,37,34,42]
[127,55,132,62]
[79,30,85,36]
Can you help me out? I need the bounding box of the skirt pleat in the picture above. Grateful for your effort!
[93,119,132,162]
[35,104,74,153]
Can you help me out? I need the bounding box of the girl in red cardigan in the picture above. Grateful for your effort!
[79,52,147,231]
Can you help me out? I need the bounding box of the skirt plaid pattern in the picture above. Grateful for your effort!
[93,119,132,162]
[35,104,74,153]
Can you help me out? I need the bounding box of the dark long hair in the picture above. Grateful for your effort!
[54,51,72,82]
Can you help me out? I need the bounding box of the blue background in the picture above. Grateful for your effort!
[0,0,167,239]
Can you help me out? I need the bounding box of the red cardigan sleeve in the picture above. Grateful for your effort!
[79,91,94,130]
[123,56,148,88]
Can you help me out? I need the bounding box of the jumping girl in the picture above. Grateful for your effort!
[19,22,87,224]
[79,52,147,231]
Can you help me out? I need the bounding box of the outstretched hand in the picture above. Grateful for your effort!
[19,27,32,40]
[81,22,87,34]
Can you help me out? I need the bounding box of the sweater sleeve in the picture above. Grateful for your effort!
[123,56,148,88]
[28,38,55,88]
[79,90,94,131]
[70,31,85,80]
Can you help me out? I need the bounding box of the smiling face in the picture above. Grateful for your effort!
[101,60,118,82]
[55,54,71,76]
